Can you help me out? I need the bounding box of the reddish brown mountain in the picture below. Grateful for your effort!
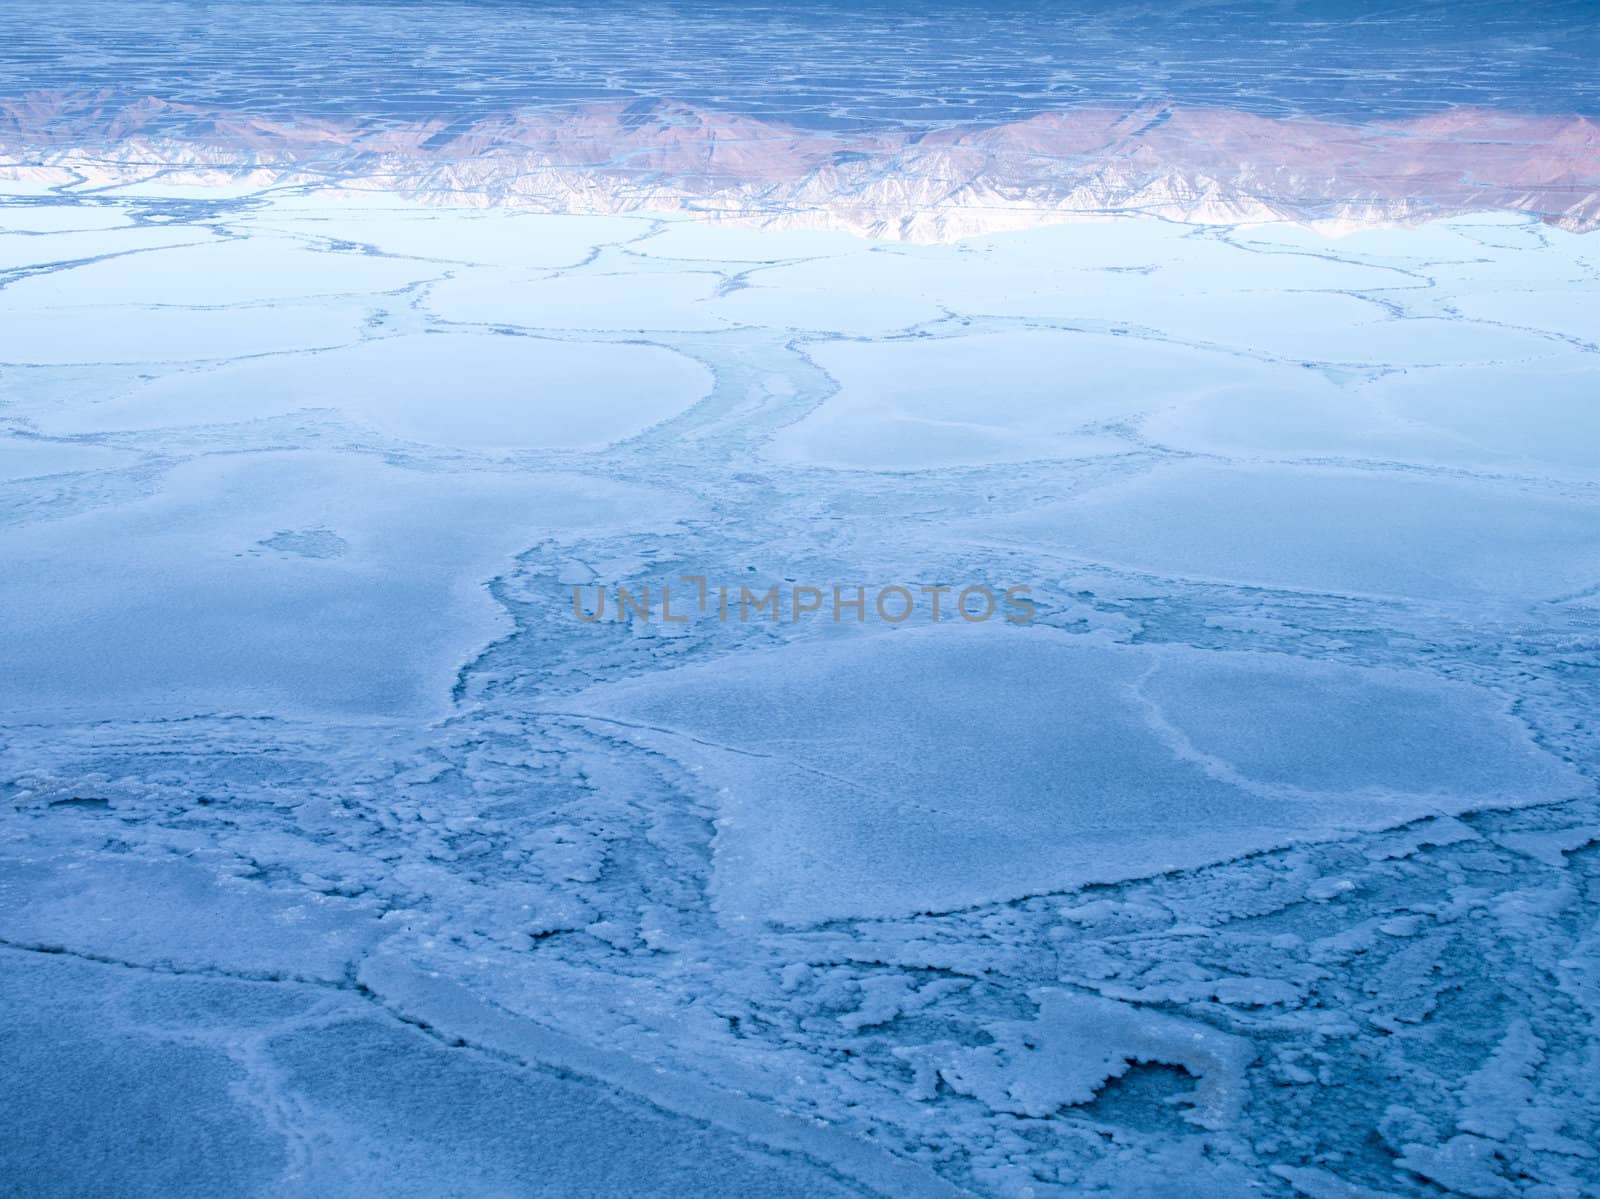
[2,92,1596,238]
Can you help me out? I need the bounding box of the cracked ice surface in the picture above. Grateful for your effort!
[2,192,1600,1198]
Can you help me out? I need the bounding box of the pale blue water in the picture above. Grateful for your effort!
[1,0,1597,130]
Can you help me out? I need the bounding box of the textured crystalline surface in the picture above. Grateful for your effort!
[3,4,1600,1197]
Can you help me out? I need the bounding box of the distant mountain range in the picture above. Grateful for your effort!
[3,91,1597,239]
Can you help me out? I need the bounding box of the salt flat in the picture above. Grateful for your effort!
[1142,354,1600,478]
[41,332,713,450]
[0,449,698,718]
[2,190,1598,1199]
[976,461,1600,607]
[766,330,1285,468]
[551,625,1583,922]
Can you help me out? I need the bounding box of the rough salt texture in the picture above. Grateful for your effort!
[2,188,1598,1199]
